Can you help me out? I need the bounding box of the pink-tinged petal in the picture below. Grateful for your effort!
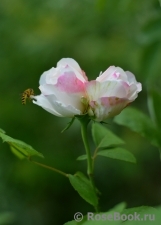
[86,65,141,121]
[100,97,129,119]
[100,97,127,107]
[96,66,128,82]
[34,59,142,120]
[88,97,129,121]
[34,58,88,117]
[57,58,88,82]
[122,81,130,88]
[112,67,128,81]
[57,58,81,73]
[56,72,85,93]
[39,84,85,114]
[96,66,116,82]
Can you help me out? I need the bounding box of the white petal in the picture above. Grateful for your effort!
[39,72,47,85]
[137,82,142,92]
[45,95,81,117]
[39,84,84,112]
[33,95,62,117]
[125,71,137,84]
[128,83,142,101]
[86,80,128,100]
[33,94,82,117]
[39,67,57,85]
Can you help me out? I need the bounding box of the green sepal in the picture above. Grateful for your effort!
[61,117,75,133]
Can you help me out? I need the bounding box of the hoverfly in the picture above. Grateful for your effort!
[21,88,34,105]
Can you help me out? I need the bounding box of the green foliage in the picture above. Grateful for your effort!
[91,123,136,163]
[68,172,98,207]
[64,203,159,225]
[77,123,136,163]
[97,148,136,163]
[92,123,124,148]
[0,128,44,159]
[64,202,126,225]
[114,107,161,149]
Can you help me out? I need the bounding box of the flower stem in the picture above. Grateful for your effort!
[29,159,68,177]
[81,121,93,176]
[80,118,99,212]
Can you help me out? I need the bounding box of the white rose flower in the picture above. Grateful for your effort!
[86,66,142,121]
[33,58,88,117]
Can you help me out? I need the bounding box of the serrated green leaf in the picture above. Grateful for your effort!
[10,146,26,159]
[0,128,5,134]
[77,155,87,160]
[68,172,98,207]
[11,142,43,158]
[114,107,161,149]
[0,132,44,159]
[92,123,124,149]
[97,148,136,163]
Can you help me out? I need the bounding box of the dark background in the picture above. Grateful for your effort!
[1,0,161,224]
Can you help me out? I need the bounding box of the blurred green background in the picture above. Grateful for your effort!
[1,0,161,224]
